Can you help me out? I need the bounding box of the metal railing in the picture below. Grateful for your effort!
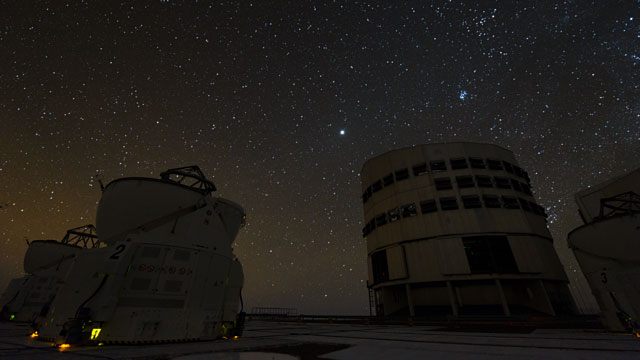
[250,307,298,317]
[61,225,100,248]
[598,191,640,219]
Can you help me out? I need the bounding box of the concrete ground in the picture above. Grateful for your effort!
[1,320,639,359]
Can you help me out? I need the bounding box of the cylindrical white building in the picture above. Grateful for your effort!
[361,142,574,317]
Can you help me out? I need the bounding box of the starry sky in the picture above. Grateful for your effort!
[1,1,639,315]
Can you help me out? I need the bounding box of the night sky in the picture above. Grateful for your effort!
[1,1,639,315]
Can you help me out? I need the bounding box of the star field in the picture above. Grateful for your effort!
[1,1,639,314]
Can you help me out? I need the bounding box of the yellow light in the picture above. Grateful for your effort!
[233,335,239,340]
[30,331,39,338]
[59,344,70,351]
[90,328,102,340]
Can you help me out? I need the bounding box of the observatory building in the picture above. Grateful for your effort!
[0,225,98,323]
[1,166,246,345]
[361,142,574,317]
[568,168,640,332]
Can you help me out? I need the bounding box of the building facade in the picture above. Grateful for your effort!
[361,142,574,317]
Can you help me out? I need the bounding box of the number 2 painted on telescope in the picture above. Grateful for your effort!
[109,244,127,260]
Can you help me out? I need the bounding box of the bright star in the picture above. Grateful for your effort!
[339,130,345,135]
[459,90,468,100]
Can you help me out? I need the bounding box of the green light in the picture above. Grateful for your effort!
[9,314,15,320]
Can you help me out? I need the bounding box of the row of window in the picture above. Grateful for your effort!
[364,174,533,205]
[363,158,530,204]
[362,194,547,237]
[432,176,533,195]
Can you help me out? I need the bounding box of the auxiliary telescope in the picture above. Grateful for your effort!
[1,166,246,345]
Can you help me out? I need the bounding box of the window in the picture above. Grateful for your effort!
[450,158,468,169]
[519,198,532,212]
[387,207,400,222]
[375,213,387,226]
[413,162,428,176]
[475,175,493,188]
[462,195,482,209]
[372,180,383,193]
[513,165,525,178]
[533,203,547,217]
[503,161,514,173]
[363,186,373,203]
[502,196,520,209]
[395,168,410,181]
[483,194,501,208]
[456,175,474,188]
[401,203,417,218]
[469,157,485,169]
[463,236,519,274]
[371,250,389,283]
[440,197,458,210]
[368,219,376,232]
[435,177,453,190]
[494,176,511,189]
[487,159,503,170]
[362,223,371,237]
[362,220,376,237]
[430,160,447,172]
[383,173,394,187]
[420,199,437,214]
[510,178,522,192]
